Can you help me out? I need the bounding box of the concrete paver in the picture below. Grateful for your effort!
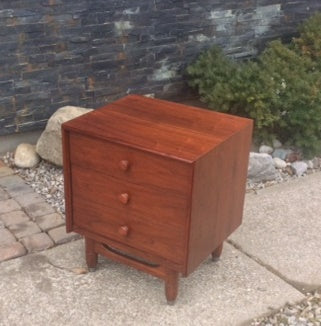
[0,166,14,178]
[0,242,26,262]
[0,240,304,326]
[24,201,55,219]
[8,221,41,240]
[230,172,321,293]
[35,213,65,231]
[48,225,81,244]
[0,199,20,214]
[21,233,54,253]
[0,229,16,246]
[0,188,9,201]
[14,192,44,207]
[0,175,33,197]
[0,210,30,226]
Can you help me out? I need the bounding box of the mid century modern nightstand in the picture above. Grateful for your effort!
[62,95,252,304]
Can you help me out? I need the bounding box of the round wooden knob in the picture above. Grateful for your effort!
[119,193,129,204]
[119,160,130,171]
[118,225,129,236]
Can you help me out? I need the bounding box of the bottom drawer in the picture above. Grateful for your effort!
[70,165,188,264]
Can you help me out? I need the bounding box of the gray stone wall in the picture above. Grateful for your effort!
[1,0,321,135]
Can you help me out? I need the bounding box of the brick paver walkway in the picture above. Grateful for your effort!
[0,161,80,262]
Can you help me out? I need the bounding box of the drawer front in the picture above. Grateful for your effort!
[71,165,188,264]
[68,132,192,195]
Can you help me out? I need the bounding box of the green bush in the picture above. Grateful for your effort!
[293,12,321,64]
[187,14,321,157]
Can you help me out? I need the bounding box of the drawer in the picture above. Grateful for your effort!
[71,165,188,264]
[68,132,192,195]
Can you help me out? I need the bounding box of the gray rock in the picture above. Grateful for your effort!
[14,143,40,168]
[36,106,93,166]
[272,139,282,149]
[273,157,287,169]
[312,157,321,169]
[305,160,314,170]
[259,145,273,154]
[291,161,308,177]
[272,148,292,160]
[248,153,279,182]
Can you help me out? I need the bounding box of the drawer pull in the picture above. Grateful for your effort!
[118,225,129,236]
[119,193,129,204]
[119,160,130,171]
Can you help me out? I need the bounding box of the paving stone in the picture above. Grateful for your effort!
[0,210,30,227]
[24,201,55,219]
[8,221,41,240]
[0,229,16,246]
[0,175,33,197]
[0,199,21,214]
[0,188,9,201]
[48,226,81,244]
[0,242,26,262]
[35,213,65,231]
[14,192,44,208]
[21,233,54,253]
[0,167,14,178]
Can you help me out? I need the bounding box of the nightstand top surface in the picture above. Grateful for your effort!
[63,95,252,162]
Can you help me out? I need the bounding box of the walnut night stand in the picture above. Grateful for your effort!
[62,95,253,304]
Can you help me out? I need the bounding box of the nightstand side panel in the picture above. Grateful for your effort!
[186,123,253,275]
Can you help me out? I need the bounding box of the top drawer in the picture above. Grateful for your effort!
[68,132,193,195]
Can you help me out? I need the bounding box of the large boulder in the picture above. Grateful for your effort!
[248,152,279,182]
[36,106,93,166]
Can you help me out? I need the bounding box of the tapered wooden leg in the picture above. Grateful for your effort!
[85,237,98,271]
[211,242,223,261]
[165,270,179,305]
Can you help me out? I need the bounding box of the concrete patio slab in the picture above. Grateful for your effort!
[0,240,303,326]
[230,172,321,293]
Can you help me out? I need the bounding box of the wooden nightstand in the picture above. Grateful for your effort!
[62,95,252,304]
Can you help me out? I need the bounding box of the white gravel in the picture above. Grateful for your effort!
[252,290,321,325]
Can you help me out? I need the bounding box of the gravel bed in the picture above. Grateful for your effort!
[246,167,318,194]
[1,152,321,324]
[252,290,321,326]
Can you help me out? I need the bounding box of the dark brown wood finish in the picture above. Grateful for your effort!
[62,94,253,304]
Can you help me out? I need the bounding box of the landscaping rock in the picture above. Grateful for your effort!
[272,148,292,160]
[14,143,40,168]
[272,139,282,149]
[36,106,93,166]
[259,145,273,154]
[286,151,302,163]
[248,153,279,182]
[273,157,287,169]
[312,157,321,169]
[306,160,314,169]
[291,161,308,177]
